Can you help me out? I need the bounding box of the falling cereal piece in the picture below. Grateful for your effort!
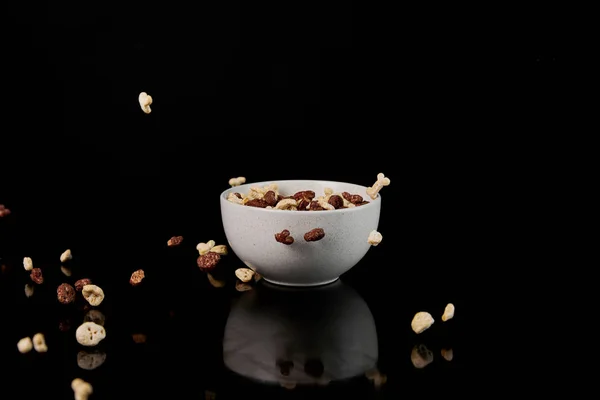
[61,266,72,277]
[60,249,72,263]
[72,378,93,400]
[167,235,183,247]
[24,284,34,298]
[411,311,434,334]
[441,348,453,361]
[32,333,48,352]
[23,257,33,271]
[367,230,383,246]
[411,344,433,369]
[442,303,455,321]
[235,268,254,283]
[130,269,145,286]
[366,172,390,200]
[0,204,11,217]
[138,92,153,114]
[132,333,147,344]
[229,177,246,187]
[17,337,33,353]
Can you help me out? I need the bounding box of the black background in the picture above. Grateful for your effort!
[1,2,561,398]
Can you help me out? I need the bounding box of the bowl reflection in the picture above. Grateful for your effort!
[223,280,378,386]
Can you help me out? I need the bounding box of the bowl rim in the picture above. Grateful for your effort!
[219,179,381,214]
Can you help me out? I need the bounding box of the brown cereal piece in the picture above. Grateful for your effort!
[356,201,370,206]
[245,198,269,208]
[328,195,344,209]
[197,252,221,272]
[132,333,147,344]
[130,269,145,286]
[233,192,243,199]
[308,200,324,211]
[235,281,253,292]
[293,190,316,202]
[57,283,76,304]
[0,204,11,217]
[167,235,184,247]
[30,268,43,284]
[297,198,310,210]
[263,190,278,207]
[304,228,325,242]
[275,229,294,245]
[75,278,92,292]
[342,192,364,204]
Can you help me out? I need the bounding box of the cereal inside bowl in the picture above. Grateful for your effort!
[220,176,389,287]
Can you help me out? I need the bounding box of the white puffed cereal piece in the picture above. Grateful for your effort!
[23,257,33,271]
[32,332,48,352]
[24,283,34,298]
[235,268,254,282]
[411,311,434,334]
[72,378,93,400]
[17,337,33,353]
[317,198,335,210]
[138,91,153,114]
[228,176,246,187]
[210,245,228,255]
[82,284,105,306]
[196,240,215,255]
[76,322,106,346]
[367,230,383,246]
[275,198,298,210]
[442,303,455,321]
[60,249,72,263]
[227,192,243,205]
[366,172,390,200]
[324,187,334,196]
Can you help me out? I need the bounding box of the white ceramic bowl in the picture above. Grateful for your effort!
[223,280,378,385]
[220,180,381,286]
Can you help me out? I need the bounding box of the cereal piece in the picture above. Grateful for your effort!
[441,348,453,361]
[235,281,253,292]
[411,344,433,369]
[30,268,43,284]
[366,172,390,200]
[317,198,334,210]
[75,322,106,346]
[132,333,147,343]
[17,337,33,353]
[342,191,363,204]
[263,190,278,206]
[235,268,254,282]
[0,204,11,217]
[327,195,343,209]
[253,272,262,282]
[138,91,153,114]
[307,200,324,211]
[60,249,72,263]
[246,198,269,208]
[77,350,107,370]
[275,229,294,245]
[57,283,76,304]
[365,368,387,388]
[293,190,316,202]
[411,311,434,334]
[297,198,310,210]
[245,186,266,201]
[207,273,225,288]
[229,176,246,187]
[367,230,383,246]
[442,303,455,321]
[304,228,325,242]
[197,252,221,272]
[129,269,145,286]
[75,278,92,292]
[324,187,334,196]
[82,284,105,306]
[197,240,216,255]
[32,333,48,352]
[84,310,106,326]
[61,266,72,277]
[227,192,244,205]
[274,198,298,210]
[167,235,184,246]
[72,378,93,400]
[23,257,33,271]
[210,245,228,255]
[24,283,34,298]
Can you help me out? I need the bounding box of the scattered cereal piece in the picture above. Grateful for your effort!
[324,187,334,196]
[304,228,325,242]
[441,348,453,361]
[207,273,225,288]
[129,269,145,286]
[57,283,76,304]
[77,350,107,370]
[229,176,246,187]
[17,337,33,353]
[138,91,153,114]
[197,240,216,255]
[61,266,72,277]
[227,192,244,204]
[74,278,92,292]
[317,198,335,210]
[76,322,106,346]
[235,281,253,292]
[84,310,106,326]
[132,333,147,344]
[30,268,43,284]
[411,344,433,369]
[327,195,344,209]
[60,249,72,263]
[72,378,93,400]
[23,257,33,271]
[263,190,278,206]
[246,198,269,208]
[197,252,221,272]
[82,284,105,306]
[275,229,294,245]
[442,303,455,321]
[366,172,390,200]
[210,245,228,255]
[342,191,364,205]
[0,204,10,217]
[167,235,184,247]
[32,332,48,352]
[24,283,34,298]
[235,268,254,282]
[411,311,434,334]
[275,198,298,210]
[367,230,383,246]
